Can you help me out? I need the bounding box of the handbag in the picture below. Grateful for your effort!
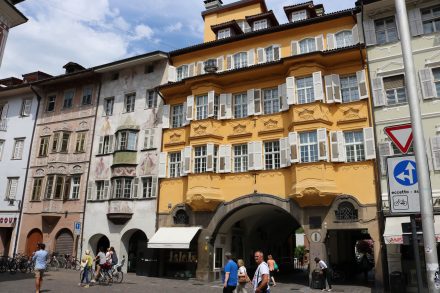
[274,262,279,271]
[238,274,248,283]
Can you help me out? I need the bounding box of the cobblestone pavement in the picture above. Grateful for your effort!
[0,270,375,293]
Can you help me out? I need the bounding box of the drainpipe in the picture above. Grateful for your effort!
[358,1,389,291]
[154,88,166,232]
[13,85,42,256]
[78,79,102,259]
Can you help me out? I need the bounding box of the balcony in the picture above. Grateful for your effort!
[42,200,63,224]
[107,200,134,224]
[0,119,7,131]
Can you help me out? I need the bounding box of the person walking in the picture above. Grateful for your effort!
[223,252,238,293]
[237,259,250,293]
[252,251,270,293]
[315,257,332,292]
[110,247,118,268]
[91,247,106,283]
[32,243,48,293]
[267,254,277,287]
[80,250,93,288]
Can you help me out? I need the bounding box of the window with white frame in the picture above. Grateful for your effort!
[291,10,308,22]
[296,76,315,104]
[69,176,81,199]
[52,132,70,153]
[12,138,25,159]
[124,93,136,112]
[31,178,43,201]
[218,28,231,39]
[299,38,316,54]
[44,175,55,199]
[237,20,251,33]
[433,68,440,97]
[104,97,114,116]
[116,130,137,151]
[142,177,157,198]
[264,141,280,170]
[341,75,360,103]
[421,5,440,34]
[263,88,279,114]
[46,95,56,112]
[171,104,184,128]
[38,136,50,157]
[0,140,4,160]
[20,99,32,116]
[233,93,247,118]
[196,95,208,120]
[75,132,87,153]
[54,175,65,199]
[44,175,71,200]
[177,65,189,81]
[95,181,107,200]
[384,75,407,105]
[299,131,318,163]
[344,131,365,162]
[375,16,398,45]
[194,145,207,173]
[144,128,156,149]
[264,46,280,62]
[213,95,220,120]
[146,90,157,109]
[253,19,267,31]
[169,152,181,178]
[82,86,93,105]
[233,52,248,69]
[5,177,18,200]
[335,30,353,48]
[98,135,114,155]
[112,177,133,199]
[234,144,248,172]
[63,89,74,109]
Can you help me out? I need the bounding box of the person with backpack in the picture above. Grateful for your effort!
[267,254,278,287]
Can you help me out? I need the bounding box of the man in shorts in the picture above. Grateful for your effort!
[32,243,48,293]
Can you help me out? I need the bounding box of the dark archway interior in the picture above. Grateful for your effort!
[96,235,110,254]
[127,230,149,272]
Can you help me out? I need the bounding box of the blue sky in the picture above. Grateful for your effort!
[0,0,355,78]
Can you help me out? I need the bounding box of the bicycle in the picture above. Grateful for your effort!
[46,254,60,271]
[65,255,81,270]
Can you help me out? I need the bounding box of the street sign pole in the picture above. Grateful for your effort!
[411,215,424,293]
[395,0,440,291]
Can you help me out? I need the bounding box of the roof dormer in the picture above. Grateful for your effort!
[211,20,243,40]
[283,1,324,23]
[245,10,278,31]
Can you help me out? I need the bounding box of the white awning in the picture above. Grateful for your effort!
[384,216,440,244]
[148,227,201,249]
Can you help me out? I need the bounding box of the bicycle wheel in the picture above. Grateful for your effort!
[19,260,28,273]
[8,259,18,273]
[74,260,81,271]
[113,271,123,283]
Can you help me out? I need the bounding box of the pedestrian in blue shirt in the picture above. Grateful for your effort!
[223,252,238,293]
[32,243,48,293]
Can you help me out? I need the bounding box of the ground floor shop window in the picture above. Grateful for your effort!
[163,249,198,278]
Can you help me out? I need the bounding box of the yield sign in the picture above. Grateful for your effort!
[384,124,413,154]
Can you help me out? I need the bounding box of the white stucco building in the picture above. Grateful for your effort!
[82,51,171,273]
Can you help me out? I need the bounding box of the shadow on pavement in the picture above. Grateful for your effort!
[0,272,36,283]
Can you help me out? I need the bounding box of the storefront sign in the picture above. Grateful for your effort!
[387,155,420,214]
[0,216,17,226]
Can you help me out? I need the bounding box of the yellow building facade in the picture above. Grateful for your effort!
[155,0,382,285]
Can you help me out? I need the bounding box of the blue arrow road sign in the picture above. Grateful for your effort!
[393,160,418,186]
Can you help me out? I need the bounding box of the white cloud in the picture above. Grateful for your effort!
[131,24,154,41]
[165,22,183,33]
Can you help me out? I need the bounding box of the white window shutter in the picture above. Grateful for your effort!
[108,135,114,153]
[23,100,32,116]
[330,131,339,162]
[257,48,265,63]
[372,77,386,107]
[132,178,139,198]
[247,89,255,116]
[158,152,167,178]
[363,127,376,160]
[291,41,299,56]
[217,145,225,173]
[317,128,328,161]
[357,70,369,100]
[337,131,346,162]
[224,144,231,173]
[431,136,440,171]
[279,83,288,111]
[8,179,18,199]
[1,103,8,119]
[352,24,359,45]
[253,141,263,170]
[286,77,296,105]
[197,61,205,75]
[248,49,255,66]
[182,102,189,126]
[273,45,281,60]
[98,136,104,154]
[419,68,436,99]
[324,75,334,103]
[363,18,377,46]
[279,137,290,168]
[103,180,110,199]
[289,132,299,163]
[226,55,232,70]
[315,35,324,51]
[378,142,393,175]
[144,129,151,149]
[326,33,335,50]
[87,182,94,200]
[217,56,224,72]
[186,95,194,120]
[219,94,227,119]
[183,146,192,174]
[168,66,177,82]
[254,89,262,115]
[180,149,186,177]
[152,176,158,197]
[247,141,255,170]
[332,74,342,103]
[313,71,324,101]
[188,63,195,77]
[162,104,170,128]
[208,91,215,117]
[150,128,156,148]
[206,143,214,172]
[225,93,232,119]
[408,8,423,36]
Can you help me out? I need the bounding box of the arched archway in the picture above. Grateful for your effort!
[55,229,74,256]
[121,229,149,273]
[26,229,43,256]
[88,234,110,255]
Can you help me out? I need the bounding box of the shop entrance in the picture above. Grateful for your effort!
[122,230,149,273]
[55,229,74,256]
[0,228,13,256]
[26,229,43,256]
[212,203,301,277]
[96,235,110,254]
[326,229,374,284]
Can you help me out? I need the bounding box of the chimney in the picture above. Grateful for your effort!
[22,71,53,83]
[204,0,223,10]
[63,62,86,74]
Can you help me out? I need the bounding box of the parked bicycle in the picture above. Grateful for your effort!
[46,253,60,271]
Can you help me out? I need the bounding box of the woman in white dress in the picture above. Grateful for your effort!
[237,259,251,293]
